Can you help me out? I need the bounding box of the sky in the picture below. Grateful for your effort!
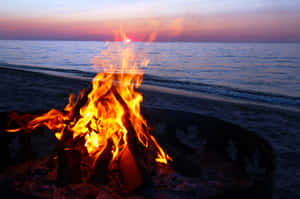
[0,0,300,42]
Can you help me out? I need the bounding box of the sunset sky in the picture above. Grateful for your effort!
[0,0,300,42]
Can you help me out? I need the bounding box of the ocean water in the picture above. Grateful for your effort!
[1,40,300,109]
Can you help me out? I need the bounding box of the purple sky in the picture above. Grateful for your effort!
[0,0,300,42]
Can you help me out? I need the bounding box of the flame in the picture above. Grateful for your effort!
[6,33,172,166]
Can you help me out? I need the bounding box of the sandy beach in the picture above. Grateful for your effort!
[0,67,299,199]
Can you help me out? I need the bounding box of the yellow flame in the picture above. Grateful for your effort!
[6,32,172,166]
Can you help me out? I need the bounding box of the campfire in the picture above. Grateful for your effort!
[2,33,275,199]
[6,34,172,192]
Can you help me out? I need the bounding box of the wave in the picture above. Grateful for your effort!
[0,62,96,78]
[143,74,300,107]
[1,62,300,108]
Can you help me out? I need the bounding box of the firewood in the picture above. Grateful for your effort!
[88,139,113,184]
[112,86,152,181]
[55,84,154,189]
[54,86,92,185]
[119,145,143,192]
[57,146,82,186]
[60,86,92,146]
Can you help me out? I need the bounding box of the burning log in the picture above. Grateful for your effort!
[119,146,143,192]
[60,87,92,147]
[54,88,90,185]
[53,85,156,190]
[112,86,154,179]
[57,147,82,186]
[88,139,113,184]
[52,85,146,189]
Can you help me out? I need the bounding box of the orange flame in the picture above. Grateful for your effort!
[6,33,172,166]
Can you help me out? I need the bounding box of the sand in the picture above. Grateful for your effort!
[0,67,299,199]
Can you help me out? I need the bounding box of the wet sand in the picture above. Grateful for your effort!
[0,67,299,199]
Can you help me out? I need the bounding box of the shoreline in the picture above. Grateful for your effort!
[0,66,299,199]
[2,65,300,114]
[2,62,300,112]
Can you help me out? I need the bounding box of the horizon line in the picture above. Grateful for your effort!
[1,38,300,44]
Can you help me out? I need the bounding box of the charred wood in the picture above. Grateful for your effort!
[57,146,82,186]
[88,139,113,185]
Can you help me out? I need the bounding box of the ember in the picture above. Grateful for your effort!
[6,33,172,190]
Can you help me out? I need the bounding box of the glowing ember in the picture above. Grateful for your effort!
[6,33,172,168]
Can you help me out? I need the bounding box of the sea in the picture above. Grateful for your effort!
[1,40,300,110]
